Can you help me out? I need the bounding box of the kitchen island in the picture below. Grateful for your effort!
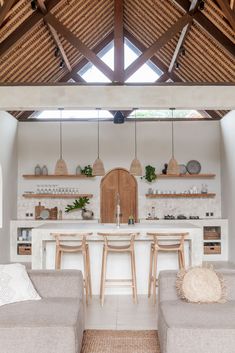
[32,222,202,294]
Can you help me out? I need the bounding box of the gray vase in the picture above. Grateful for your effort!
[81,209,94,220]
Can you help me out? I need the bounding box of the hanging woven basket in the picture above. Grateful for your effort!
[167,157,180,175]
[130,157,142,176]
[93,157,105,176]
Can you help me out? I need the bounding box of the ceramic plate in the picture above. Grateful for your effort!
[186,160,201,174]
[179,164,187,175]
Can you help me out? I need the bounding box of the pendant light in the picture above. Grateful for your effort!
[167,108,180,175]
[130,109,142,176]
[54,108,68,175]
[93,109,105,176]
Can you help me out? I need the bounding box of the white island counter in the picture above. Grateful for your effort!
[32,222,202,294]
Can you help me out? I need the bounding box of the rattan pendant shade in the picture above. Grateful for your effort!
[93,110,105,176]
[54,109,68,175]
[167,109,180,175]
[130,110,142,176]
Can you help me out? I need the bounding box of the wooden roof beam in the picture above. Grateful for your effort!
[0,0,63,59]
[44,13,114,81]
[60,31,114,82]
[168,0,200,73]
[36,0,72,72]
[114,0,124,83]
[216,0,235,32]
[172,0,235,58]
[124,13,192,81]
[0,0,16,26]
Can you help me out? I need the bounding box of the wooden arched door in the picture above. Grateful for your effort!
[100,168,138,223]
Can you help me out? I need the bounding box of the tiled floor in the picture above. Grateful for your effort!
[85,295,158,330]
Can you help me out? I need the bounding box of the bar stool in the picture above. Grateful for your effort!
[147,232,188,303]
[98,232,138,306]
[51,233,92,304]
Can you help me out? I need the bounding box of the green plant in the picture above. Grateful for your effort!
[65,197,90,213]
[81,165,93,177]
[141,165,157,183]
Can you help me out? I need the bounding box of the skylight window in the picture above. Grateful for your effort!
[128,110,204,119]
[78,39,162,83]
[34,110,113,120]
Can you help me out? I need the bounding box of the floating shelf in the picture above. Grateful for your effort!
[23,175,94,179]
[157,174,215,179]
[146,193,216,198]
[23,194,93,199]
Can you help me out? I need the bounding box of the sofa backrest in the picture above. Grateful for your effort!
[28,270,84,299]
[158,269,235,303]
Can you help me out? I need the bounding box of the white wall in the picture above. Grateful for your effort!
[221,111,235,262]
[0,112,18,262]
[18,120,221,220]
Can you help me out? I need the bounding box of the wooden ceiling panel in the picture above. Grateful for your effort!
[203,0,235,44]
[0,0,33,41]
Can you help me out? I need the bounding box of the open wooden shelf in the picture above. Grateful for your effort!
[157,174,215,179]
[146,193,216,198]
[23,175,94,179]
[23,194,93,199]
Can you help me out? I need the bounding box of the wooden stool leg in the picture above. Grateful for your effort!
[82,249,89,305]
[131,248,138,304]
[86,245,92,298]
[148,245,153,298]
[100,245,105,299]
[55,248,62,270]
[153,248,158,305]
[179,249,185,270]
[101,247,108,306]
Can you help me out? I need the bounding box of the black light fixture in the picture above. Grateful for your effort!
[175,62,180,69]
[180,46,186,56]
[54,47,59,58]
[113,111,125,124]
[199,0,205,10]
[31,0,37,11]
[59,59,65,69]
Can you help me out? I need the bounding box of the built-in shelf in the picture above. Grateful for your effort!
[146,193,216,198]
[23,193,93,199]
[157,174,215,179]
[23,175,94,179]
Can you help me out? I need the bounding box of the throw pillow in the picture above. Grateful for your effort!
[0,263,41,307]
[176,266,226,303]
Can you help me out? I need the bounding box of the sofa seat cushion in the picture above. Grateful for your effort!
[0,298,84,353]
[160,300,235,329]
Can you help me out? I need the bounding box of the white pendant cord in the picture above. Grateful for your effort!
[171,108,175,158]
[97,109,100,159]
[59,109,63,159]
[134,110,137,158]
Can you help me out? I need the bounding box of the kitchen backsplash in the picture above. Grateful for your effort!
[17,193,221,220]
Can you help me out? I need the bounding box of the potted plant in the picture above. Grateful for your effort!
[65,197,94,220]
[141,165,157,183]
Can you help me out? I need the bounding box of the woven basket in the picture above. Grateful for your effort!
[130,158,142,176]
[93,157,105,176]
[167,157,180,175]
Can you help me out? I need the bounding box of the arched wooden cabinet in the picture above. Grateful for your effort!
[100,168,138,223]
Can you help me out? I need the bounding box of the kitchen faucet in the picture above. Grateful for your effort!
[116,193,121,227]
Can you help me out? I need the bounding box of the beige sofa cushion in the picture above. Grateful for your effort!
[0,297,84,353]
[176,267,226,303]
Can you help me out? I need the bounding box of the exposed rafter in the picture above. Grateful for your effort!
[0,0,63,59]
[114,0,124,83]
[44,13,114,81]
[168,0,200,73]
[36,0,72,72]
[172,0,235,58]
[124,13,192,80]
[0,0,15,26]
[216,0,235,32]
